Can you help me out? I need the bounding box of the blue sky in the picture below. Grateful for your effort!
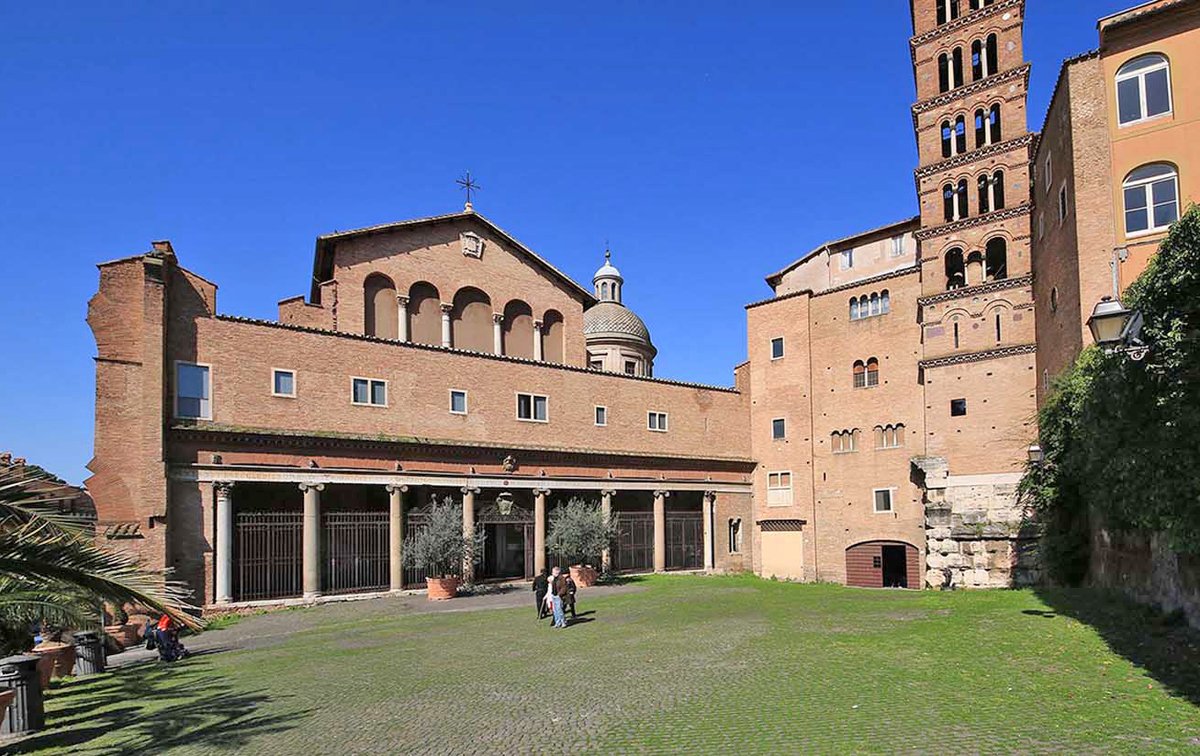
[0,1,1128,484]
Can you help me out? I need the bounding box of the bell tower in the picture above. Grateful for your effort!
[909,0,1038,472]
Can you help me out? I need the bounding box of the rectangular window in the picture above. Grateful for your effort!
[767,471,793,506]
[1044,156,1052,194]
[589,359,603,370]
[352,377,387,407]
[648,411,669,432]
[1058,184,1068,223]
[517,393,548,422]
[840,249,854,270]
[624,360,637,375]
[772,418,786,440]
[175,362,211,419]
[449,389,468,415]
[950,398,967,416]
[891,235,905,257]
[771,337,784,360]
[594,405,607,426]
[728,519,742,553]
[873,488,894,514]
[272,368,295,398]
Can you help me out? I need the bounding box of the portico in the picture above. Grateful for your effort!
[202,467,742,606]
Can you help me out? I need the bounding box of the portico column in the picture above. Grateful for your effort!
[600,490,615,572]
[492,313,504,355]
[653,489,670,572]
[440,303,453,348]
[300,482,325,600]
[214,482,235,605]
[462,487,479,583]
[534,488,549,575]
[396,295,410,342]
[702,491,716,573]
[386,484,408,593]
[533,320,544,361]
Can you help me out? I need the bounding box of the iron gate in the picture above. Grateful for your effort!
[322,511,389,594]
[666,512,703,571]
[403,511,429,589]
[234,512,303,602]
[612,512,654,572]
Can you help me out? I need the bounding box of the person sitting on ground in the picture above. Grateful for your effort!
[564,573,578,620]
[154,614,188,662]
[533,569,549,619]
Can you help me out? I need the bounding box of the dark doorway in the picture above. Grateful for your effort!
[881,545,908,588]
[480,523,527,580]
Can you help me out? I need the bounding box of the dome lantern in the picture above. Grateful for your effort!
[593,248,623,303]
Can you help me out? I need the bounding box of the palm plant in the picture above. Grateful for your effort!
[0,465,200,656]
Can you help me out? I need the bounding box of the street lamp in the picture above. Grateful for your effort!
[1026,444,1044,465]
[1086,296,1148,360]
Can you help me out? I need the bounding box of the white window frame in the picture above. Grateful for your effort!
[767,471,793,507]
[1043,156,1052,195]
[1116,54,1173,127]
[516,392,549,423]
[594,405,607,427]
[449,389,468,415]
[839,248,854,270]
[271,368,296,398]
[872,487,896,514]
[771,417,786,440]
[1058,182,1068,224]
[174,360,212,420]
[1123,164,1180,238]
[647,411,669,432]
[890,235,905,257]
[770,337,785,360]
[351,377,388,407]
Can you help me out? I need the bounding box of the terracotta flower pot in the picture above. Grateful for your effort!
[426,576,460,600]
[32,641,75,683]
[570,565,598,588]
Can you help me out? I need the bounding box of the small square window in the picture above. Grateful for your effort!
[648,411,669,432]
[772,418,786,440]
[770,337,784,360]
[272,369,295,397]
[595,406,607,426]
[589,359,603,370]
[449,390,468,414]
[872,555,882,569]
[873,489,894,513]
[517,393,548,422]
[352,377,387,407]
[624,360,637,375]
[950,398,967,416]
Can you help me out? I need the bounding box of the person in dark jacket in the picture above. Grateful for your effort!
[532,570,549,619]
[563,574,578,620]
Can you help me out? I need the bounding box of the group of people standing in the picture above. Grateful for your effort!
[532,566,576,628]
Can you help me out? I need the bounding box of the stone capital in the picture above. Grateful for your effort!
[703,490,717,502]
[653,490,671,499]
[298,482,325,494]
[213,481,236,495]
[600,489,616,498]
[533,320,543,331]
[396,295,410,307]
[385,483,409,494]
[440,302,454,314]
[492,312,504,324]
[460,487,481,496]
[533,487,552,497]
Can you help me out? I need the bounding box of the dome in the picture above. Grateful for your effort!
[593,250,623,282]
[583,301,652,345]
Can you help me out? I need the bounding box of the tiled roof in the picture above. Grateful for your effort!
[583,302,652,343]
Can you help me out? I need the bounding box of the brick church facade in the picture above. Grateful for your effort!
[86,0,1198,606]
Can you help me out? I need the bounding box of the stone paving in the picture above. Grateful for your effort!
[9,575,1200,754]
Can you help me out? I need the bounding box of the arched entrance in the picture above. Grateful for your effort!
[476,495,534,581]
[845,541,919,588]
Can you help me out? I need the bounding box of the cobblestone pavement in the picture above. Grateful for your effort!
[9,575,1200,754]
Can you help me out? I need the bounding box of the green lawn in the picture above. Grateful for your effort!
[13,575,1200,754]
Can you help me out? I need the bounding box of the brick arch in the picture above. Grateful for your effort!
[407,281,441,346]
[845,540,920,589]
[540,309,564,364]
[451,286,493,353]
[502,299,534,360]
[363,273,397,339]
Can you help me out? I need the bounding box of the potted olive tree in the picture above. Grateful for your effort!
[546,497,617,588]
[402,497,485,600]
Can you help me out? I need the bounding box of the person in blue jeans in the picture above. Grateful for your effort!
[549,566,567,628]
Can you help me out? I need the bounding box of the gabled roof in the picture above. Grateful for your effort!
[309,210,596,305]
[764,216,920,289]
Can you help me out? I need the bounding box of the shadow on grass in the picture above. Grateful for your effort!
[8,656,308,754]
[1034,586,1200,706]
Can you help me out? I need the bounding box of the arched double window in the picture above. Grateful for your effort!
[945,247,966,290]
[938,48,964,92]
[977,170,1005,213]
[831,429,860,454]
[1117,54,1172,126]
[1123,163,1179,236]
[937,0,961,26]
[975,104,1001,147]
[943,179,968,222]
[971,34,998,80]
[853,358,879,389]
[848,290,891,321]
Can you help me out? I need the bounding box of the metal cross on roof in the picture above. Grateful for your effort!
[456,171,481,209]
